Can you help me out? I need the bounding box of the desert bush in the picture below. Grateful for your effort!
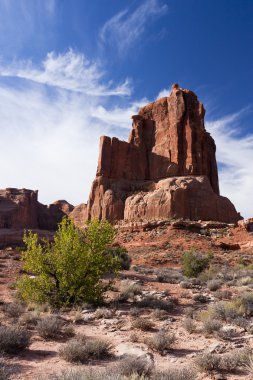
[216,327,238,341]
[59,337,111,363]
[94,307,114,319]
[0,357,13,380]
[136,296,176,311]
[202,319,222,335]
[207,279,222,291]
[37,315,63,339]
[206,301,240,321]
[184,306,195,318]
[130,332,139,343]
[153,367,197,380]
[119,282,142,301]
[195,353,221,372]
[232,316,249,330]
[152,309,168,321]
[113,355,153,377]
[132,317,154,331]
[17,218,119,306]
[145,331,175,354]
[182,318,196,334]
[156,269,182,284]
[129,307,141,317]
[104,244,132,270]
[19,310,40,326]
[180,280,193,289]
[71,308,83,324]
[245,356,253,375]
[0,325,31,353]
[234,292,253,316]
[4,302,25,318]
[213,290,232,300]
[195,350,243,373]
[181,250,212,278]
[193,294,210,303]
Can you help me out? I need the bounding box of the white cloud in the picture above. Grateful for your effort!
[206,112,253,219]
[0,50,131,96]
[156,87,171,99]
[100,0,168,54]
[0,51,135,205]
[0,51,252,220]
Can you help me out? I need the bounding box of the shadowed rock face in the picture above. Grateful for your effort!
[0,189,74,232]
[86,85,240,223]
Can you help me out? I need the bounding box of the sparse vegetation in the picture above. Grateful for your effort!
[59,336,112,363]
[153,367,197,380]
[136,296,176,311]
[202,319,222,335]
[132,317,154,331]
[182,250,212,278]
[37,315,64,339]
[195,350,247,374]
[17,218,119,306]
[207,279,222,291]
[0,356,13,380]
[0,325,31,353]
[105,244,132,270]
[4,302,25,318]
[145,331,175,354]
[113,355,153,377]
[182,318,196,334]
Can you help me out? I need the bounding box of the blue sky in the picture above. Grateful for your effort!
[0,0,252,217]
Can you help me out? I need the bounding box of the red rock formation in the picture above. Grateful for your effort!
[87,85,240,223]
[70,203,87,228]
[0,188,38,229]
[0,189,74,233]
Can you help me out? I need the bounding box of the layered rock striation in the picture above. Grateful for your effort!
[86,84,240,223]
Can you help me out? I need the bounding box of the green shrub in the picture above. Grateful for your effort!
[17,218,119,306]
[182,250,212,278]
[105,245,131,270]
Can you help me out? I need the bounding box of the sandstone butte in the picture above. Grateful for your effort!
[0,84,242,243]
[85,84,241,224]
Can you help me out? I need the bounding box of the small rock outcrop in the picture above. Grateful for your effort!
[86,85,240,223]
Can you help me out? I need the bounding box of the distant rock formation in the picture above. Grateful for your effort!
[86,84,240,223]
[0,188,73,232]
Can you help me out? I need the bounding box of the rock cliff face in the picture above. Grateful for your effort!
[0,188,38,229]
[86,85,240,223]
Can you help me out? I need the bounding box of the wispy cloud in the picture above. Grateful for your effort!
[0,51,135,205]
[206,111,253,218]
[100,0,168,54]
[0,51,252,218]
[0,50,131,96]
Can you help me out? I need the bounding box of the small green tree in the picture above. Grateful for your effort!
[17,218,119,306]
[182,249,212,278]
